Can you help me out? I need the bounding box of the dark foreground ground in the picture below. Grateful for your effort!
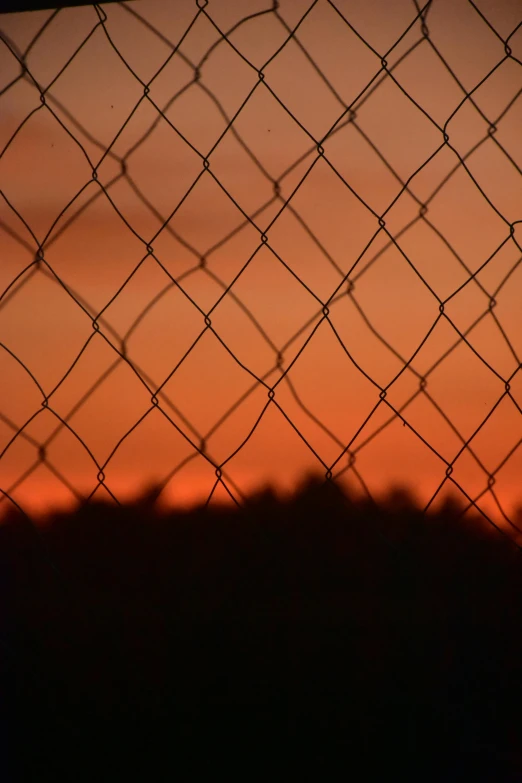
[2,477,522,782]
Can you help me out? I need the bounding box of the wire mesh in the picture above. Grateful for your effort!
[0,0,521,542]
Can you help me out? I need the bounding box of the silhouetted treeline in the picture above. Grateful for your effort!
[2,477,522,781]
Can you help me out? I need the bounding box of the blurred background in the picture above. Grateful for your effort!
[0,0,521,533]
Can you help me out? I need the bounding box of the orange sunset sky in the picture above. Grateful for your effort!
[0,0,521,534]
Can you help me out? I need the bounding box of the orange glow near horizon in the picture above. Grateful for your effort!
[1,0,521,534]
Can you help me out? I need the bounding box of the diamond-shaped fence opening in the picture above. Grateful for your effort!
[0,0,521,544]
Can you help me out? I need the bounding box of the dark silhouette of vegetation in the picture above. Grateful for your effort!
[2,475,522,781]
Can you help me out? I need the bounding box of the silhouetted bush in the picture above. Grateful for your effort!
[2,477,522,781]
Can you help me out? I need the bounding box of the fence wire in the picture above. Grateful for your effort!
[0,0,521,544]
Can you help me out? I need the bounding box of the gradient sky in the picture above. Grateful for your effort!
[0,0,521,533]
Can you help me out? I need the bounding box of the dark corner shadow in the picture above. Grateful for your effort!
[2,475,522,781]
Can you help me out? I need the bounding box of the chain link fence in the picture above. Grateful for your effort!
[1,0,521,541]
